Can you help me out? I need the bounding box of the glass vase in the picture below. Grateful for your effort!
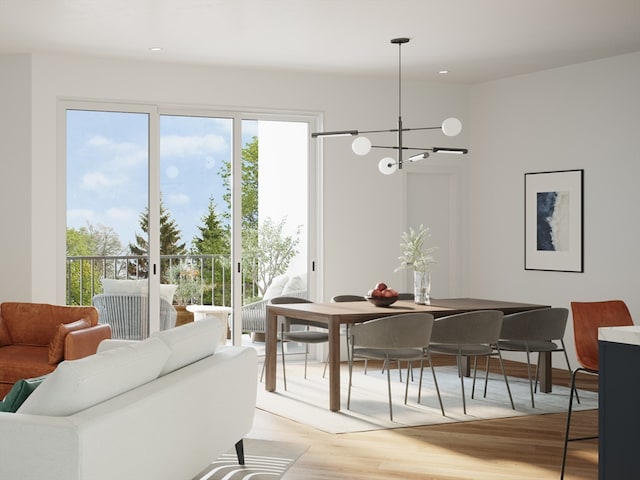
[413,270,431,305]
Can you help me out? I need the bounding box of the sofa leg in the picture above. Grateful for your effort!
[234,439,245,465]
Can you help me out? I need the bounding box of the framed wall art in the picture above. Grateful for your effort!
[524,169,584,272]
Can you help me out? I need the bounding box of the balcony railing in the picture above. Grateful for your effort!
[66,254,259,307]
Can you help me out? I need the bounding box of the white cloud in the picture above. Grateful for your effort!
[161,134,227,158]
[87,135,110,147]
[168,193,190,206]
[67,208,95,226]
[86,135,147,168]
[81,171,116,189]
[106,207,138,222]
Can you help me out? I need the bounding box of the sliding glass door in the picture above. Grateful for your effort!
[64,102,314,343]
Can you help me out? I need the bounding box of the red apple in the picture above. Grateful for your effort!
[375,282,388,291]
[371,289,383,297]
[383,289,396,298]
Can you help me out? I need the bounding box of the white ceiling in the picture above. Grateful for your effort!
[2,0,640,84]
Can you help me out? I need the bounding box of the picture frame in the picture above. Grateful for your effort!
[524,169,584,272]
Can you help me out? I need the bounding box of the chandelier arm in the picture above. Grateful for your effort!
[371,145,431,151]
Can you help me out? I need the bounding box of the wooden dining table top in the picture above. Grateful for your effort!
[266,297,550,325]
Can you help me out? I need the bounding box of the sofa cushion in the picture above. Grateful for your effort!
[47,319,91,364]
[17,336,171,416]
[263,274,289,299]
[0,316,12,346]
[0,345,56,387]
[151,319,222,376]
[282,274,306,295]
[101,278,146,295]
[0,375,48,413]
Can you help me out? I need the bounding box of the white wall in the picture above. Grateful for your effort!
[5,49,638,367]
[469,51,640,364]
[0,56,32,301]
[1,53,468,304]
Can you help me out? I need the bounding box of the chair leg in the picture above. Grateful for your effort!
[386,355,394,421]
[560,367,597,479]
[561,341,580,404]
[471,356,478,399]
[347,353,353,409]
[496,349,515,410]
[281,326,287,391]
[404,361,411,404]
[322,349,329,378]
[561,368,578,479]
[483,355,490,398]
[420,350,445,416]
[456,355,467,415]
[525,350,535,408]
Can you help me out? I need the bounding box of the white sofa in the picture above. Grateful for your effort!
[0,319,257,480]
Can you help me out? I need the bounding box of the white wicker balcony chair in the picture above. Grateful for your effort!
[92,293,177,340]
[241,289,307,335]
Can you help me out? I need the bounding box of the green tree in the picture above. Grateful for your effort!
[129,196,186,278]
[221,135,259,231]
[244,217,301,297]
[192,196,231,305]
[220,136,304,299]
[221,136,260,298]
[66,223,123,305]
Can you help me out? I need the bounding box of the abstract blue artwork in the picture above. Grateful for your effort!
[536,191,569,251]
[525,170,583,272]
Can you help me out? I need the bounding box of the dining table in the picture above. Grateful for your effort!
[265,297,551,412]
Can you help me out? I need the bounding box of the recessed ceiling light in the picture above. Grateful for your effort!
[149,47,163,52]
[439,70,450,75]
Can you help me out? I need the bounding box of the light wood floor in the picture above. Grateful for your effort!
[247,358,598,480]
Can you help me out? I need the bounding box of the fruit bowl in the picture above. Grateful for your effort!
[365,295,399,307]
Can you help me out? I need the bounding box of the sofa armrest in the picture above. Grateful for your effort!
[64,324,112,360]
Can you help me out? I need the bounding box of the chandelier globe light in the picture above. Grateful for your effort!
[311,37,468,175]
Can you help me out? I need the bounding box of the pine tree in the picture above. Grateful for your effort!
[192,197,231,305]
[128,196,186,278]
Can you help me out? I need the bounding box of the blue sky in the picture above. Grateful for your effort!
[67,110,257,251]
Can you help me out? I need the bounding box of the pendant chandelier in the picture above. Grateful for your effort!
[311,37,468,175]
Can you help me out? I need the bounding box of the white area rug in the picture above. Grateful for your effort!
[256,360,598,434]
[194,439,308,480]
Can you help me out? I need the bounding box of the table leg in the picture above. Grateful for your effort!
[265,309,277,392]
[538,351,552,393]
[328,318,341,412]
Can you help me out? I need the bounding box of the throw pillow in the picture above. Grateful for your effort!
[101,279,146,295]
[18,336,171,417]
[48,318,91,364]
[151,318,222,376]
[263,274,289,299]
[0,375,48,413]
[282,274,306,294]
[159,283,178,304]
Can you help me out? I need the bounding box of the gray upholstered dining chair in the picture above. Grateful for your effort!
[270,296,329,391]
[348,312,444,421]
[483,307,571,408]
[429,310,514,415]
